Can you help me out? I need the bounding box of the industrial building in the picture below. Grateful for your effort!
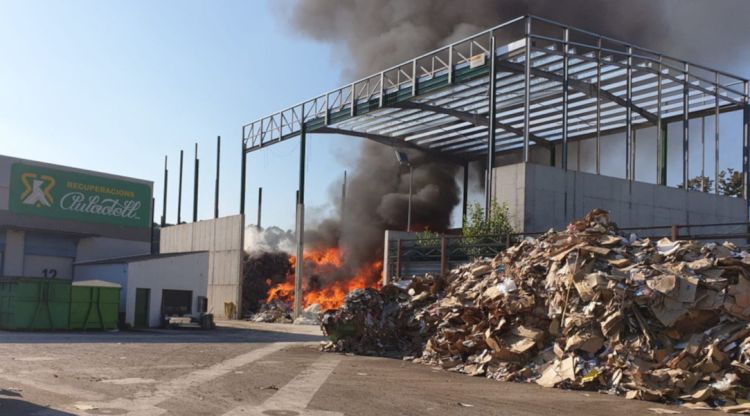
[240,15,749,309]
[0,154,229,328]
[0,154,154,279]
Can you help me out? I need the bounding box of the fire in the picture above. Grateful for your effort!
[265,247,382,310]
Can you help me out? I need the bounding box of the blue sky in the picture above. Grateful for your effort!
[0,0,357,231]
[1,1,747,232]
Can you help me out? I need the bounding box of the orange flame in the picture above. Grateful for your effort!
[265,247,382,310]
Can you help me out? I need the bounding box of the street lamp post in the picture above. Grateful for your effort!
[395,151,413,232]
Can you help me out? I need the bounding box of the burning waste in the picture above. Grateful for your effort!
[321,209,750,412]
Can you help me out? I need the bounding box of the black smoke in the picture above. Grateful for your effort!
[271,0,750,282]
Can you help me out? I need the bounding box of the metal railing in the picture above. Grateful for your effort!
[387,221,750,279]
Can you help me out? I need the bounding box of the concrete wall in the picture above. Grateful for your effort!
[492,163,748,233]
[160,215,244,319]
[75,263,129,312]
[76,237,151,263]
[3,230,24,276]
[125,252,209,328]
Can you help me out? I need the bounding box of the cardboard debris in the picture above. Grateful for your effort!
[321,209,750,411]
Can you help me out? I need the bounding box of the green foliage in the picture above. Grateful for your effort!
[461,199,515,258]
[414,228,440,248]
[719,168,743,197]
[678,175,714,192]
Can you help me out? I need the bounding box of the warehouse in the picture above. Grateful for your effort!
[0,154,154,279]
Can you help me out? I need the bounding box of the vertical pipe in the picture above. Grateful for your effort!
[462,161,469,228]
[193,143,199,222]
[161,156,168,227]
[522,16,532,163]
[350,83,356,117]
[715,73,721,195]
[240,137,247,215]
[294,122,307,319]
[214,136,221,219]
[561,28,570,171]
[177,150,183,224]
[682,63,690,190]
[407,165,413,232]
[379,72,385,108]
[486,35,497,219]
[257,187,263,228]
[625,46,633,181]
[595,38,602,175]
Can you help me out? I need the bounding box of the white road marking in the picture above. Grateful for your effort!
[222,354,343,416]
[72,342,303,416]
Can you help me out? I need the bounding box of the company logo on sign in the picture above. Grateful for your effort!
[20,173,56,207]
[9,163,152,229]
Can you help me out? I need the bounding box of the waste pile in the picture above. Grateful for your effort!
[250,299,293,323]
[321,209,750,412]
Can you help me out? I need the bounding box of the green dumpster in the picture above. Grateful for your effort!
[69,280,121,330]
[0,278,71,330]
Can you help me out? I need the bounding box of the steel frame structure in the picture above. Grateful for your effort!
[240,15,750,317]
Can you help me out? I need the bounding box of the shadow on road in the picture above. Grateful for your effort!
[0,326,325,345]
[0,397,76,415]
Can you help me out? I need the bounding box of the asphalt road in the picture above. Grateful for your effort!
[0,322,711,416]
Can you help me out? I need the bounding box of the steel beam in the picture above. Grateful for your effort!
[561,28,570,171]
[462,161,469,228]
[315,126,465,165]
[497,60,659,124]
[715,73,721,195]
[392,101,553,149]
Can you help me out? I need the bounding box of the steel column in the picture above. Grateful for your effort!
[743,81,749,201]
[561,28,570,171]
[715,73,721,195]
[522,17,532,163]
[595,38,602,175]
[240,137,247,215]
[257,187,263,228]
[625,47,633,181]
[341,170,347,225]
[701,118,706,191]
[485,35,497,219]
[683,63,690,190]
[462,161,469,227]
[656,61,665,185]
[407,166,413,232]
[177,150,184,224]
[214,136,221,219]
[161,156,168,227]
[294,122,307,319]
[193,143,199,222]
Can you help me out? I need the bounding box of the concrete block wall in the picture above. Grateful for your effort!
[493,163,747,233]
[160,215,244,319]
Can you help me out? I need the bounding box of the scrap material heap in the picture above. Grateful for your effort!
[321,210,750,411]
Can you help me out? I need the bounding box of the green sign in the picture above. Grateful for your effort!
[9,163,152,229]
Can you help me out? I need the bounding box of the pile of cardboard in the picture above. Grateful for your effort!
[321,210,750,411]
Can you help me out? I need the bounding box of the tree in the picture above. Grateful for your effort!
[718,168,743,197]
[678,175,714,192]
[462,199,515,258]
